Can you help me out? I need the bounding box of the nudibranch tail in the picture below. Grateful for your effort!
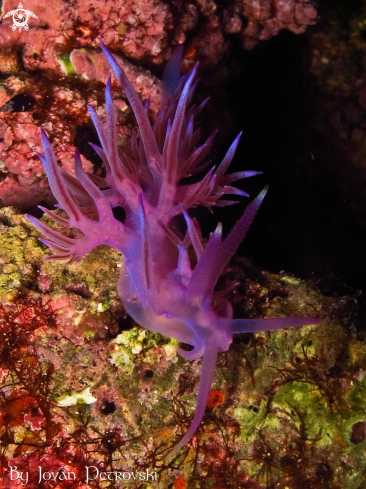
[166,347,218,460]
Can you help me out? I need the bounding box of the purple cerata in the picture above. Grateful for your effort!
[27,44,320,459]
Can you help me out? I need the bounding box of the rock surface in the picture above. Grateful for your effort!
[0,0,317,208]
[0,207,365,488]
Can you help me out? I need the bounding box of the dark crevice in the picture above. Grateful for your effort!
[0,94,36,112]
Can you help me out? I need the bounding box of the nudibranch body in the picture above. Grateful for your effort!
[27,44,319,458]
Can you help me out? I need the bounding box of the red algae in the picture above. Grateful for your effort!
[207,390,225,409]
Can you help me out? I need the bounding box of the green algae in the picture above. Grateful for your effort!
[57,53,76,75]
[0,209,44,300]
[226,320,366,487]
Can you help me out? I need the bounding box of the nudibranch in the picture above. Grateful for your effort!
[26,44,319,459]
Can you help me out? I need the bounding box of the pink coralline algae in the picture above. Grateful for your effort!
[238,0,318,48]
[27,44,320,458]
[0,0,170,71]
[0,0,317,208]
[0,56,161,208]
[0,57,159,208]
[180,0,317,57]
[0,82,96,208]
[0,0,65,71]
[70,48,161,115]
[0,0,317,73]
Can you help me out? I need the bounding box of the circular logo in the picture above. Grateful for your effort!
[12,8,29,31]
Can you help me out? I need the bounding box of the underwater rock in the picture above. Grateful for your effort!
[0,0,64,71]
[0,48,21,75]
[0,0,317,72]
[0,0,170,70]
[0,0,318,209]
[303,2,366,224]
[1,207,366,487]
[199,0,318,52]
[0,73,134,208]
[70,48,161,115]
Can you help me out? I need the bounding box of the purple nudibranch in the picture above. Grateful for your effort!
[26,43,320,459]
